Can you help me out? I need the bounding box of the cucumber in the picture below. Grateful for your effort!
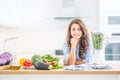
[34,62,53,70]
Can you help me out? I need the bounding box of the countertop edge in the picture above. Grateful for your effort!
[0,70,120,75]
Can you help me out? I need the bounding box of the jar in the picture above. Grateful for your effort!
[10,56,21,70]
[91,32,105,63]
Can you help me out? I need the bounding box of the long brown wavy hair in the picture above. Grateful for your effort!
[66,19,89,59]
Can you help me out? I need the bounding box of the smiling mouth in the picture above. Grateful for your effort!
[74,35,77,36]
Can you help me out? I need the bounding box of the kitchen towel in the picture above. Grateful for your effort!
[65,63,112,70]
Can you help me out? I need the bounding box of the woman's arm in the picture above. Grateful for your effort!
[68,38,78,65]
[75,60,85,65]
[63,38,80,65]
[68,46,76,65]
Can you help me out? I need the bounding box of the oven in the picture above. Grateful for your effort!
[104,31,120,61]
[101,12,120,61]
[103,12,120,30]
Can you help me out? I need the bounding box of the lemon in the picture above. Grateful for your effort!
[19,58,25,66]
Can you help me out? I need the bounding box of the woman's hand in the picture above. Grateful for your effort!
[75,60,85,65]
[70,38,78,48]
[67,38,78,65]
[68,38,80,65]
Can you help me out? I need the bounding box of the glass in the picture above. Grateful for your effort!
[91,32,104,63]
[10,56,21,70]
[92,32,104,49]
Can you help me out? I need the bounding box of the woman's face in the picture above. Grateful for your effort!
[70,23,82,40]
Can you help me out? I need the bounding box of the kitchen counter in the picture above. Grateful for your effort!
[0,63,120,75]
[0,63,120,80]
[0,68,120,75]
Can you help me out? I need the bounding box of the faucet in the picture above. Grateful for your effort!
[3,37,18,52]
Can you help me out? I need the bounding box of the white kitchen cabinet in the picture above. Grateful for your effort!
[0,0,61,28]
[99,0,120,12]
[0,0,23,28]
[99,0,120,31]
[56,0,98,18]
[75,0,98,17]
[22,0,61,27]
[54,0,99,32]
[99,0,120,61]
[0,0,98,29]
[23,0,61,18]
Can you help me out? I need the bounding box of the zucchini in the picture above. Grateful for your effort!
[34,62,53,70]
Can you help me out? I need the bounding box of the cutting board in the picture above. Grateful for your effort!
[0,65,10,70]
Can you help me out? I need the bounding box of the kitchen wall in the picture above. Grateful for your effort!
[0,0,99,56]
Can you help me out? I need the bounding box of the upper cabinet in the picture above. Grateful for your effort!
[56,0,98,17]
[23,0,61,17]
[0,0,23,28]
[75,0,98,17]
[99,0,120,12]
[0,0,61,28]
[99,0,120,31]
[22,0,61,27]
[0,0,98,28]
[58,0,75,17]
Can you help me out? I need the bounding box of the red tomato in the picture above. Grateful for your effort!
[23,59,32,67]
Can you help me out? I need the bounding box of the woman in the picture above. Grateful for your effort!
[63,19,94,65]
